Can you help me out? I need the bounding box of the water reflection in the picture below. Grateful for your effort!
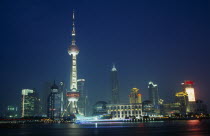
[1,120,210,136]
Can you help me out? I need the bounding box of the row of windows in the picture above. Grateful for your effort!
[113,115,141,118]
[108,105,141,110]
[111,111,141,114]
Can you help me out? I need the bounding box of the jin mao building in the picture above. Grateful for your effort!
[111,64,120,104]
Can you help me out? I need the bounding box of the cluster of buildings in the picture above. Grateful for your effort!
[0,11,208,120]
[93,66,208,119]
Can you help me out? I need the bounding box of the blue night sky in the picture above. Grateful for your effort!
[0,0,210,109]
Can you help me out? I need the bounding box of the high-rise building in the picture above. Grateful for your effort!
[175,91,188,115]
[47,81,62,119]
[21,89,40,117]
[181,80,196,113]
[181,80,196,102]
[59,81,66,116]
[148,81,159,107]
[42,81,52,116]
[77,79,85,97]
[66,10,80,115]
[129,88,142,104]
[77,79,88,116]
[111,64,120,104]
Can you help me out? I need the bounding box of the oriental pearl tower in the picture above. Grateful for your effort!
[66,10,80,115]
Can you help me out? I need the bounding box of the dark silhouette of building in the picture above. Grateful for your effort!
[59,81,66,117]
[195,100,207,114]
[47,81,62,119]
[41,81,52,116]
[77,79,88,116]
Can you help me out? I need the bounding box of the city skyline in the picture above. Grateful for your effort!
[0,0,210,110]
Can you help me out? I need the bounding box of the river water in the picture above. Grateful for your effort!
[1,120,210,136]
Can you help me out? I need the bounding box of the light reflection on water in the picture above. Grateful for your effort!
[1,120,210,136]
[7,119,208,129]
[60,119,209,129]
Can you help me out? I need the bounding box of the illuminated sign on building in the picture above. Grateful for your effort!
[185,88,195,102]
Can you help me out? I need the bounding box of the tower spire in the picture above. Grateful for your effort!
[71,10,76,45]
[112,63,117,71]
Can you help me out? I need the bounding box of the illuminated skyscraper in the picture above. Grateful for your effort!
[181,80,195,102]
[175,91,188,115]
[181,80,196,113]
[111,64,120,104]
[66,10,80,114]
[129,88,142,104]
[148,81,159,107]
[21,89,39,117]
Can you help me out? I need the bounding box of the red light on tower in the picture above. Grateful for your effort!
[184,81,194,85]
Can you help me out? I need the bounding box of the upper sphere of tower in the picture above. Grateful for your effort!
[68,45,79,55]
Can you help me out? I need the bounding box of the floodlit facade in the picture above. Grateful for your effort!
[129,88,142,104]
[107,104,142,119]
[111,64,120,104]
[66,11,80,115]
[21,89,39,117]
[181,80,195,102]
[185,88,195,102]
[181,80,196,113]
[148,81,159,107]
